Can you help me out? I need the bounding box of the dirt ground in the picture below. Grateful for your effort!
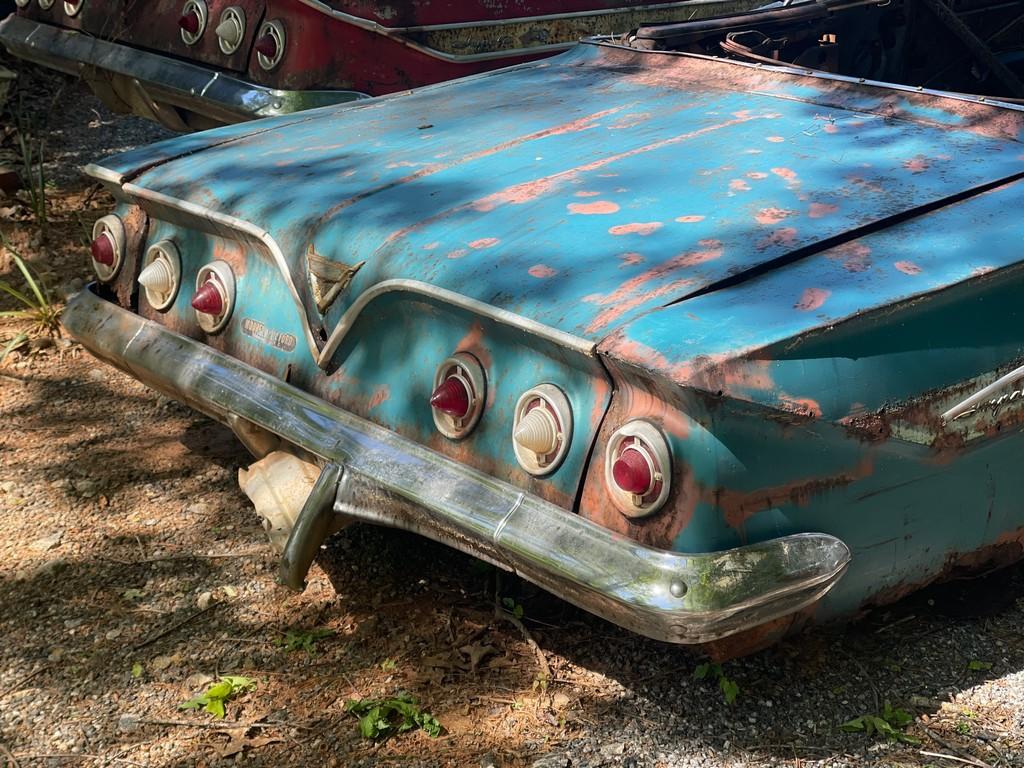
[1,60,1024,768]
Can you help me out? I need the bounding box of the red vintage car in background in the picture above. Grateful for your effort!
[0,0,759,130]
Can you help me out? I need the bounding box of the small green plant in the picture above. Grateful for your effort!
[344,694,442,740]
[14,105,47,231]
[955,720,972,735]
[380,657,398,672]
[179,675,256,719]
[694,662,740,705]
[0,244,62,364]
[130,662,143,679]
[501,596,524,620]
[967,659,992,672]
[274,627,334,655]
[841,701,920,744]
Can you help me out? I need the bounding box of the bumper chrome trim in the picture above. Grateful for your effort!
[0,15,366,126]
[63,287,852,644]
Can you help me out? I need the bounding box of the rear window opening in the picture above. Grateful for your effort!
[625,0,1024,102]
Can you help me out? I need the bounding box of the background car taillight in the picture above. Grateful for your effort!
[255,20,285,70]
[430,353,486,439]
[38,0,54,9]
[605,420,671,517]
[14,0,30,9]
[63,0,82,16]
[512,384,572,475]
[215,6,245,54]
[90,215,125,282]
[139,240,181,312]
[179,0,207,45]
[192,261,235,333]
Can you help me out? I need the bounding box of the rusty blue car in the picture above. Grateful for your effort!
[64,0,1024,656]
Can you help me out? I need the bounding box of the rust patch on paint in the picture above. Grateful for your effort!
[729,179,751,192]
[894,260,922,275]
[583,240,722,333]
[755,207,794,225]
[446,249,468,259]
[368,385,390,409]
[469,237,500,249]
[619,252,644,266]
[757,227,798,249]
[574,190,601,197]
[528,264,557,278]
[830,241,872,272]
[609,222,663,236]
[568,200,620,215]
[675,215,705,223]
[794,287,830,311]
[778,394,822,418]
[808,202,839,218]
[903,157,930,173]
[714,455,875,532]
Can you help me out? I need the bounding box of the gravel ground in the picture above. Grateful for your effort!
[1,63,1024,768]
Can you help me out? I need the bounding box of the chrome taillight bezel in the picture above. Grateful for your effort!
[179,0,208,45]
[216,6,246,54]
[90,215,126,283]
[512,383,572,476]
[63,0,82,16]
[605,420,672,518]
[255,19,286,70]
[431,352,486,440]
[193,260,235,333]
[140,240,182,312]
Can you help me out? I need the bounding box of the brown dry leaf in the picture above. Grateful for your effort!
[459,643,497,672]
[216,730,282,758]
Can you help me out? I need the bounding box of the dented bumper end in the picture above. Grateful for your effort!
[63,288,851,644]
[0,15,365,129]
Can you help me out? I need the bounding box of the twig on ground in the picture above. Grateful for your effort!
[131,602,221,650]
[12,755,143,767]
[875,614,916,633]
[0,743,21,768]
[925,729,994,768]
[101,551,262,565]
[836,646,880,713]
[0,664,49,698]
[920,750,992,768]
[136,718,316,732]
[495,605,551,683]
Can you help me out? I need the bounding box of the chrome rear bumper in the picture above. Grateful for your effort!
[0,15,365,128]
[63,288,851,644]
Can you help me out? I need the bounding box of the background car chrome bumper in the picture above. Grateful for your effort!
[63,288,852,644]
[0,15,366,128]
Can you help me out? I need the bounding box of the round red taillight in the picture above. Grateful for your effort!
[192,261,235,333]
[430,377,471,419]
[178,10,200,34]
[90,215,126,282]
[611,447,653,495]
[178,0,207,44]
[255,20,285,70]
[431,353,486,439]
[90,233,115,266]
[191,281,224,315]
[254,34,277,58]
[604,421,671,518]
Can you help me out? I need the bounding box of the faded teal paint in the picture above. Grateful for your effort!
[93,38,1024,630]
[111,43,1022,347]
